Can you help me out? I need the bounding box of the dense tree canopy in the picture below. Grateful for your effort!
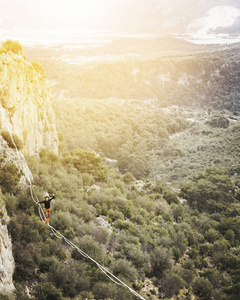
[180,167,235,213]
[1,41,240,299]
[1,147,239,299]
[0,164,22,193]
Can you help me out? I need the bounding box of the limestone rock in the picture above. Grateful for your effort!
[0,52,58,156]
[0,136,33,185]
[0,51,60,295]
[0,196,14,294]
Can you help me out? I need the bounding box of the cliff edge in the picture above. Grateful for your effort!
[0,52,58,155]
[0,193,15,294]
[0,45,59,296]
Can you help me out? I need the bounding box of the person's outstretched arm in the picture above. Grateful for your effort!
[49,194,55,201]
[37,200,44,205]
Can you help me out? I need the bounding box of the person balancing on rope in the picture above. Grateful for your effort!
[37,194,55,225]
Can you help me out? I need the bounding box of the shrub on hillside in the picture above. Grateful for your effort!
[206,115,230,128]
[180,167,235,213]
[1,131,24,150]
[31,61,45,76]
[193,277,213,299]
[0,47,7,55]
[0,164,22,193]
[2,40,23,54]
[63,149,108,182]
[0,294,13,300]
[33,282,63,300]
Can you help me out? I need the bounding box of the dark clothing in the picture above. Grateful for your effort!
[39,196,54,209]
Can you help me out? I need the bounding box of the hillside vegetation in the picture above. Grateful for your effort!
[25,42,240,112]
[1,148,240,300]
[54,99,189,179]
[1,41,240,300]
[53,98,240,185]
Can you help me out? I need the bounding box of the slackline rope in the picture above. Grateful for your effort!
[0,110,146,300]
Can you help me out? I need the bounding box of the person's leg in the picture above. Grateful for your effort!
[44,208,50,224]
[47,208,51,224]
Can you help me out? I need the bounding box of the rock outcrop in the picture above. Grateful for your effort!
[0,52,58,155]
[0,136,33,185]
[0,194,15,294]
[0,50,59,295]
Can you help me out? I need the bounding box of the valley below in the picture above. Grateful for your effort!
[0,35,240,300]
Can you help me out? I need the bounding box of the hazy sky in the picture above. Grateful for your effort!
[0,0,240,34]
[0,0,116,29]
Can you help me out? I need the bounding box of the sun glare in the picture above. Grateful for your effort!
[57,0,114,26]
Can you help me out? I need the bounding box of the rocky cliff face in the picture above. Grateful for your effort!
[0,51,59,295]
[0,52,58,156]
[0,195,15,294]
[0,135,33,185]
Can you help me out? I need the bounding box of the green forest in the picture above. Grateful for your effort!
[25,43,240,111]
[53,98,240,185]
[1,40,240,300]
[1,145,240,300]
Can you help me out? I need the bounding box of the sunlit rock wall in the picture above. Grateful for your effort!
[0,52,58,156]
